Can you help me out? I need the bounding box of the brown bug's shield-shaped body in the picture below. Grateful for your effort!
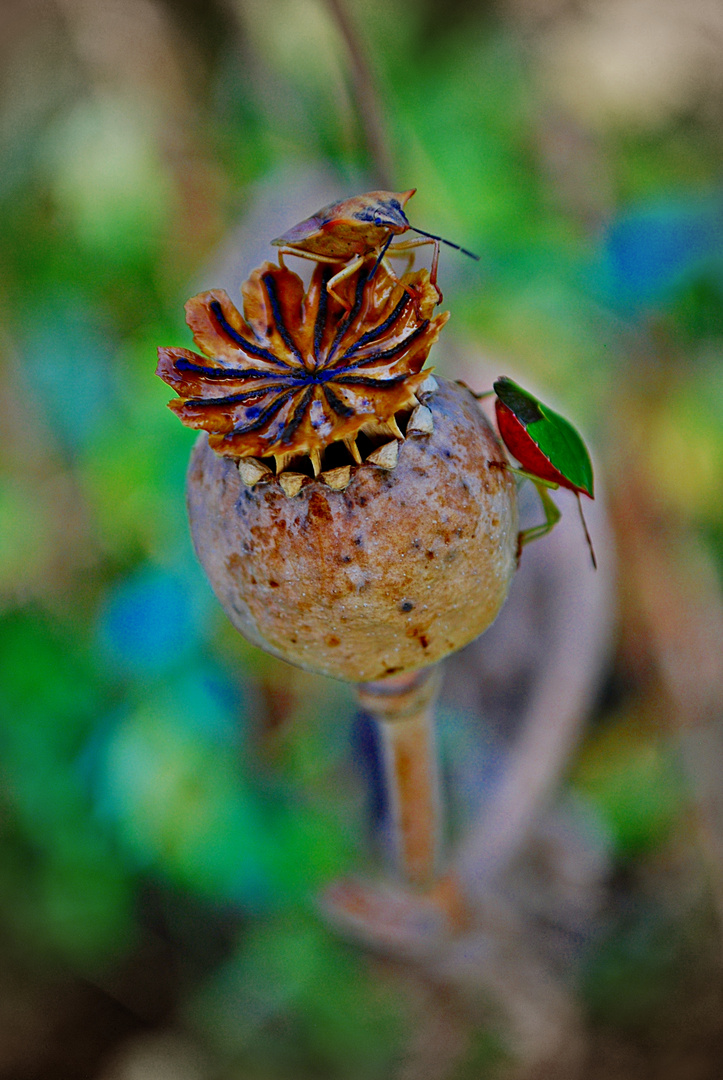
[271,189,416,259]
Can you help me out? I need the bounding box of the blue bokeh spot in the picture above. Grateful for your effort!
[600,195,722,311]
[98,566,203,675]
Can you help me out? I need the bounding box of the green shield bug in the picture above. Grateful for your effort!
[492,376,596,568]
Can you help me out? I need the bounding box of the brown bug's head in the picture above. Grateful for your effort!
[350,189,415,235]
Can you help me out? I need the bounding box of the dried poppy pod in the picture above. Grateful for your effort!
[157,260,447,475]
[158,261,518,683]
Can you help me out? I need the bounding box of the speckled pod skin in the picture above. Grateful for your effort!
[187,378,518,683]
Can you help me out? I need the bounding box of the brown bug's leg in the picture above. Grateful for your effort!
[380,256,401,285]
[389,237,443,303]
[388,237,436,257]
[388,247,415,275]
[368,233,394,282]
[381,257,422,314]
[430,239,441,297]
[274,246,341,272]
[327,254,365,308]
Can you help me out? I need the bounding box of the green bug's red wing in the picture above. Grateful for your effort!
[495,399,584,493]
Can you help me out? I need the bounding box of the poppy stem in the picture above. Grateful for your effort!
[357,667,443,888]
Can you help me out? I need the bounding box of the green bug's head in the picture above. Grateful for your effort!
[493,377,543,427]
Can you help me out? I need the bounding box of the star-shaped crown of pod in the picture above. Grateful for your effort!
[156,261,448,493]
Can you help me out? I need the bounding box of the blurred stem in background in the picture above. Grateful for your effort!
[325,0,394,186]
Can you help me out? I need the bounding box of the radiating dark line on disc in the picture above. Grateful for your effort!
[325,269,368,363]
[173,358,296,382]
[333,373,409,388]
[262,274,304,365]
[322,383,355,418]
[183,387,273,408]
[280,386,314,445]
[333,321,430,375]
[339,291,410,360]
[224,387,296,439]
[313,271,329,363]
[208,300,290,368]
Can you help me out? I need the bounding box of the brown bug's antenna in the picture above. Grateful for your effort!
[409,226,480,262]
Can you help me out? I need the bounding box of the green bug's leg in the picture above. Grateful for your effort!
[517,481,561,559]
[456,381,494,400]
[576,493,597,570]
[508,466,560,490]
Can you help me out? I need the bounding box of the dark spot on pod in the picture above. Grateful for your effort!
[400,600,414,612]
[354,534,364,546]
[426,550,435,560]
[268,579,280,588]
[308,491,333,523]
[326,635,341,647]
[341,554,352,563]
[385,666,402,675]
[407,625,431,649]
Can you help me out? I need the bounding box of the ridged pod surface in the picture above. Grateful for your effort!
[187,378,518,682]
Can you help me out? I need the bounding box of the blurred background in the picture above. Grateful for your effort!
[1,0,723,1077]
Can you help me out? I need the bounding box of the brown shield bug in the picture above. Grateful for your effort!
[271,189,479,307]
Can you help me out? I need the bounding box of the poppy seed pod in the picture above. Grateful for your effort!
[158,261,518,683]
